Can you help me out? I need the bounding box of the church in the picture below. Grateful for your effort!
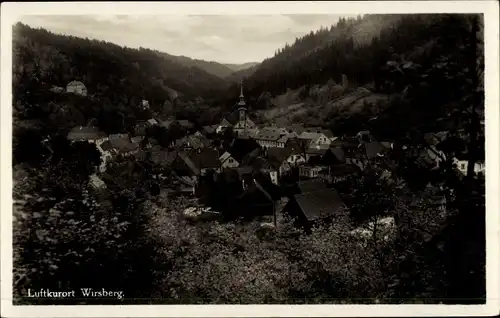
[217,81,257,136]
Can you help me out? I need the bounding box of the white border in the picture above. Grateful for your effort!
[1,1,499,317]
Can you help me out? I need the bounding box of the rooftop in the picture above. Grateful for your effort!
[294,188,347,221]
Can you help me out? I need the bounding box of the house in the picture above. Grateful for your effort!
[96,140,114,172]
[66,80,87,96]
[254,127,287,148]
[453,156,485,176]
[109,134,138,156]
[146,118,159,127]
[140,100,150,109]
[50,86,65,93]
[266,147,294,177]
[219,151,240,169]
[134,121,148,136]
[187,148,222,176]
[283,188,349,228]
[177,119,195,131]
[225,137,261,165]
[201,125,218,136]
[299,164,326,179]
[295,179,327,195]
[186,134,209,150]
[67,126,107,143]
[305,145,330,162]
[88,174,106,190]
[415,145,446,170]
[238,128,260,139]
[298,131,333,147]
[320,164,361,184]
[159,119,174,130]
[150,148,178,166]
[131,136,145,145]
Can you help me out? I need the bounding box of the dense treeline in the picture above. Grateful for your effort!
[13,22,229,106]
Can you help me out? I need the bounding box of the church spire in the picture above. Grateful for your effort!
[239,80,244,99]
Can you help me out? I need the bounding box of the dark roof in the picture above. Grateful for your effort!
[227,138,261,163]
[294,188,347,221]
[224,110,240,125]
[297,179,327,194]
[110,136,137,153]
[365,141,387,159]
[286,137,310,150]
[266,147,293,166]
[241,148,263,166]
[67,126,106,141]
[177,119,194,129]
[202,125,216,135]
[322,130,335,139]
[177,152,201,176]
[255,128,283,141]
[187,135,208,149]
[329,147,345,162]
[253,172,281,201]
[187,148,221,170]
[99,140,112,151]
[151,150,177,165]
[306,147,329,156]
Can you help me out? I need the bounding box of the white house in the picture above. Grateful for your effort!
[299,165,326,179]
[66,81,87,96]
[453,158,485,176]
[298,131,334,147]
[219,151,240,169]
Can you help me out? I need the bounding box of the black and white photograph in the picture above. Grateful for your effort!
[1,1,499,317]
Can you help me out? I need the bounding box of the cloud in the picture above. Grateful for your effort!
[17,14,347,64]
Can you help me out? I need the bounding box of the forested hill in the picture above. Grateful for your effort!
[228,14,483,140]
[12,22,230,104]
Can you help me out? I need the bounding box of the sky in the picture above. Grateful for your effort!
[17,14,350,64]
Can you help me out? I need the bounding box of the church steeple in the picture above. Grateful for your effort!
[237,80,247,124]
[238,80,246,107]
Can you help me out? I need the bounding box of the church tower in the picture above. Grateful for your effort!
[237,80,247,123]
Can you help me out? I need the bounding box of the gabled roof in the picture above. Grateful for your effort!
[219,151,234,163]
[202,125,216,135]
[297,179,327,194]
[100,140,113,152]
[176,152,201,176]
[298,131,325,141]
[151,149,177,165]
[253,172,281,201]
[187,148,221,170]
[294,188,347,221]
[365,141,387,159]
[131,136,144,144]
[267,147,293,165]
[177,119,194,129]
[187,135,208,149]
[228,138,261,163]
[67,126,106,141]
[89,174,106,189]
[329,147,345,162]
[109,135,138,153]
[306,147,329,156]
[254,128,283,141]
[147,118,158,126]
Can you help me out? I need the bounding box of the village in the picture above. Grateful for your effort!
[56,79,486,240]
